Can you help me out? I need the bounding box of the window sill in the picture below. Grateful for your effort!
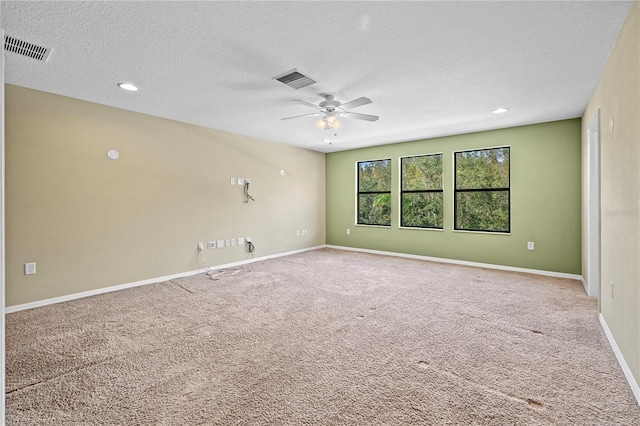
[399,226,444,232]
[453,229,511,236]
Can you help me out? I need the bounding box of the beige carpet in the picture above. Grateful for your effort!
[5,248,640,425]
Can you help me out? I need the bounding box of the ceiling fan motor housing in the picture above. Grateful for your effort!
[319,95,341,109]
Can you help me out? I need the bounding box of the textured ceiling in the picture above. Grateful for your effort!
[1,1,634,153]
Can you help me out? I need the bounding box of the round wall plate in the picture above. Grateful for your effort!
[106,149,120,160]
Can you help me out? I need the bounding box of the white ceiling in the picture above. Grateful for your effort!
[1,1,634,153]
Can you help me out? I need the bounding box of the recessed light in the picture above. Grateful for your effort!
[493,107,509,114]
[117,83,138,91]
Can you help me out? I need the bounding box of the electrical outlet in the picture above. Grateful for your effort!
[225,239,230,247]
[238,237,245,245]
[230,177,236,185]
[245,236,252,243]
[24,262,36,275]
[197,243,204,251]
[346,228,351,235]
[527,242,534,250]
[217,240,225,249]
[237,178,244,185]
[245,178,251,184]
[207,241,216,249]
[231,238,237,246]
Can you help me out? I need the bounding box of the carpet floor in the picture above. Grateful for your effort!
[5,248,640,425]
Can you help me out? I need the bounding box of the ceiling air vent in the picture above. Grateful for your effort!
[4,35,52,62]
[273,69,317,90]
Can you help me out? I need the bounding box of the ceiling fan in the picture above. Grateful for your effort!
[281,94,379,130]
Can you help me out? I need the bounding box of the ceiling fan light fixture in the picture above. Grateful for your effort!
[327,115,339,127]
[316,119,327,130]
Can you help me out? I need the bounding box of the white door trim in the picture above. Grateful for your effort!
[1,27,6,425]
[586,110,601,300]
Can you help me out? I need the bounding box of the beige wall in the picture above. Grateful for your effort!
[582,2,639,385]
[5,85,326,307]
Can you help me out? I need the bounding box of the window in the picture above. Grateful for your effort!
[400,154,443,229]
[455,147,510,232]
[357,159,391,226]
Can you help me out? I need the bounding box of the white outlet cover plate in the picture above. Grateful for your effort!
[238,237,245,244]
[24,262,36,275]
[217,240,225,248]
[237,178,244,185]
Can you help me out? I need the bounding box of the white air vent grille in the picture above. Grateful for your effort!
[4,35,52,62]
[273,69,317,90]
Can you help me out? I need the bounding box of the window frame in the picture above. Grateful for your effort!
[356,158,392,227]
[453,146,511,233]
[399,153,444,230]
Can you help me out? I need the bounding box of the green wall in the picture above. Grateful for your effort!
[326,119,581,274]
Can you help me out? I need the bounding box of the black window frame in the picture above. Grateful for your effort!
[357,159,392,226]
[454,147,510,233]
[400,153,444,229]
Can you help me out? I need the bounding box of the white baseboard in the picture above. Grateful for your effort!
[599,314,640,405]
[5,245,325,314]
[325,244,583,281]
[8,244,582,314]
[580,276,589,293]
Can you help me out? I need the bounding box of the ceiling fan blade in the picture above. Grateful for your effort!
[281,112,323,120]
[291,99,320,108]
[339,97,372,110]
[344,111,379,122]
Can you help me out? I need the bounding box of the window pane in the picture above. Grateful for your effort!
[358,193,391,226]
[402,192,443,228]
[401,154,442,191]
[455,190,509,232]
[358,160,391,192]
[456,147,509,190]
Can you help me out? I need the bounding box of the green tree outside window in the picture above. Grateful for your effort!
[454,147,510,232]
[357,159,391,226]
[401,154,443,228]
